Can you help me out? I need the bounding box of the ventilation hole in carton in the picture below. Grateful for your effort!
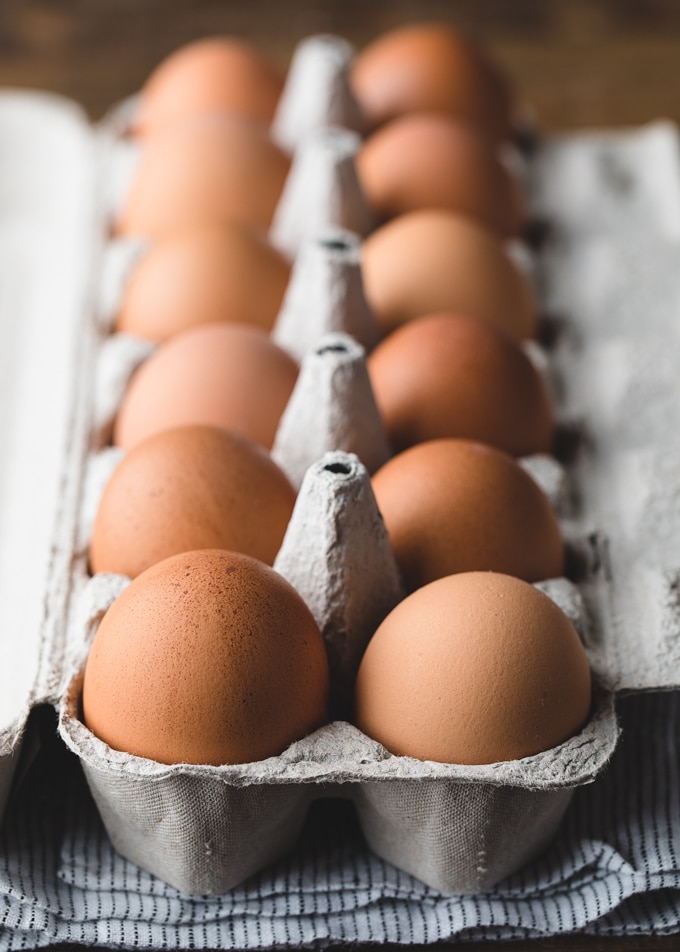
[512,121,539,157]
[536,312,566,348]
[323,460,353,476]
[316,340,350,356]
[553,420,586,465]
[523,216,552,251]
[319,236,354,253]
[563,540,593,584]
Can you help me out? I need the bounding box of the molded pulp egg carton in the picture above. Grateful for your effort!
[2,35,680,899]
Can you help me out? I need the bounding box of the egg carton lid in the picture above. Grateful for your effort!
[0,92,103,746]
[527,120,680,693]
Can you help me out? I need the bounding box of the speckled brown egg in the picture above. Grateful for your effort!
[354,570,592,764]
[371,438,564,592]
[350,22,514,143]
[115,114,290,240]
[368,312,554,456]
[356,112,525,235]
[361,209,537,340]
[115,223,291,342]
[132,36,286,136]
[90,425,296,579]
[82,548,329,765]
[113,322,298,452]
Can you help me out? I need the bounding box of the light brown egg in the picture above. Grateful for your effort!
[368,312,554,456]
[82,549,329,765]
[350,21,514,143]
[90,425,296,579]
[115,115,290,240]
[361,209,537,340]
[354,571,592,764]
[371,438,564,593]
[113,323,298,452]
[356,112,525,235]
[132,36,285,136]
[115,223,291,343]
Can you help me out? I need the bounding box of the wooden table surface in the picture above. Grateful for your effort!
[1,1,679,950]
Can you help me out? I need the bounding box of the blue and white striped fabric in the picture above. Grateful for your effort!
[0,691,678,948]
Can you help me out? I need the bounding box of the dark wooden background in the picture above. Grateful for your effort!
[2,0,680,133]
[2,1,679,950]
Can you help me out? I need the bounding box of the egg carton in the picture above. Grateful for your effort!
[2,35,680,901]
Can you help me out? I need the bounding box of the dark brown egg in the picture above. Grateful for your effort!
[371,438,564,592]
[368,312,554,456]
[356,112,525,235]
[350,22,514,143]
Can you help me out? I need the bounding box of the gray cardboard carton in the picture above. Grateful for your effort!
[2,58,680,896]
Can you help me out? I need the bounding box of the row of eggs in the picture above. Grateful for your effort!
[82,23,592,780]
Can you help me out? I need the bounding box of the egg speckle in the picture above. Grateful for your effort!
[82,549,329,765]
[354,571,592,764]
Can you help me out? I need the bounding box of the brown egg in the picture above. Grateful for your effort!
[90,425,296,578]
[356,112,525,235]
[116,223,291,343]
[113,323,298,452]
[115,115,290,240]
[82,549,329,765]
[350,22,514,143]
[361,209,537,339]
[371,438,564,592]
[368,312,554,456]
[133,36,285,136]
[354,571,592,764]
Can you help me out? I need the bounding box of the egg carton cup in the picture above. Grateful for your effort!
[2,62,680,899]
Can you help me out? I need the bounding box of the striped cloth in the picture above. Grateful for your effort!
[0,691,678,948]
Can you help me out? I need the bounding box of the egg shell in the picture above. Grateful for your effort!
[354,571,592,765]
[115,114,291,239]
[89,425,296,578]
[133,36,285,136]
[356,111,525,235]
[112,322,298,452]
[114,223,291,342]
[361,208,538,339]
[82,549,329,765]
[367,311,554,456]
[371,438,565,592]
[350,21,514,143]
